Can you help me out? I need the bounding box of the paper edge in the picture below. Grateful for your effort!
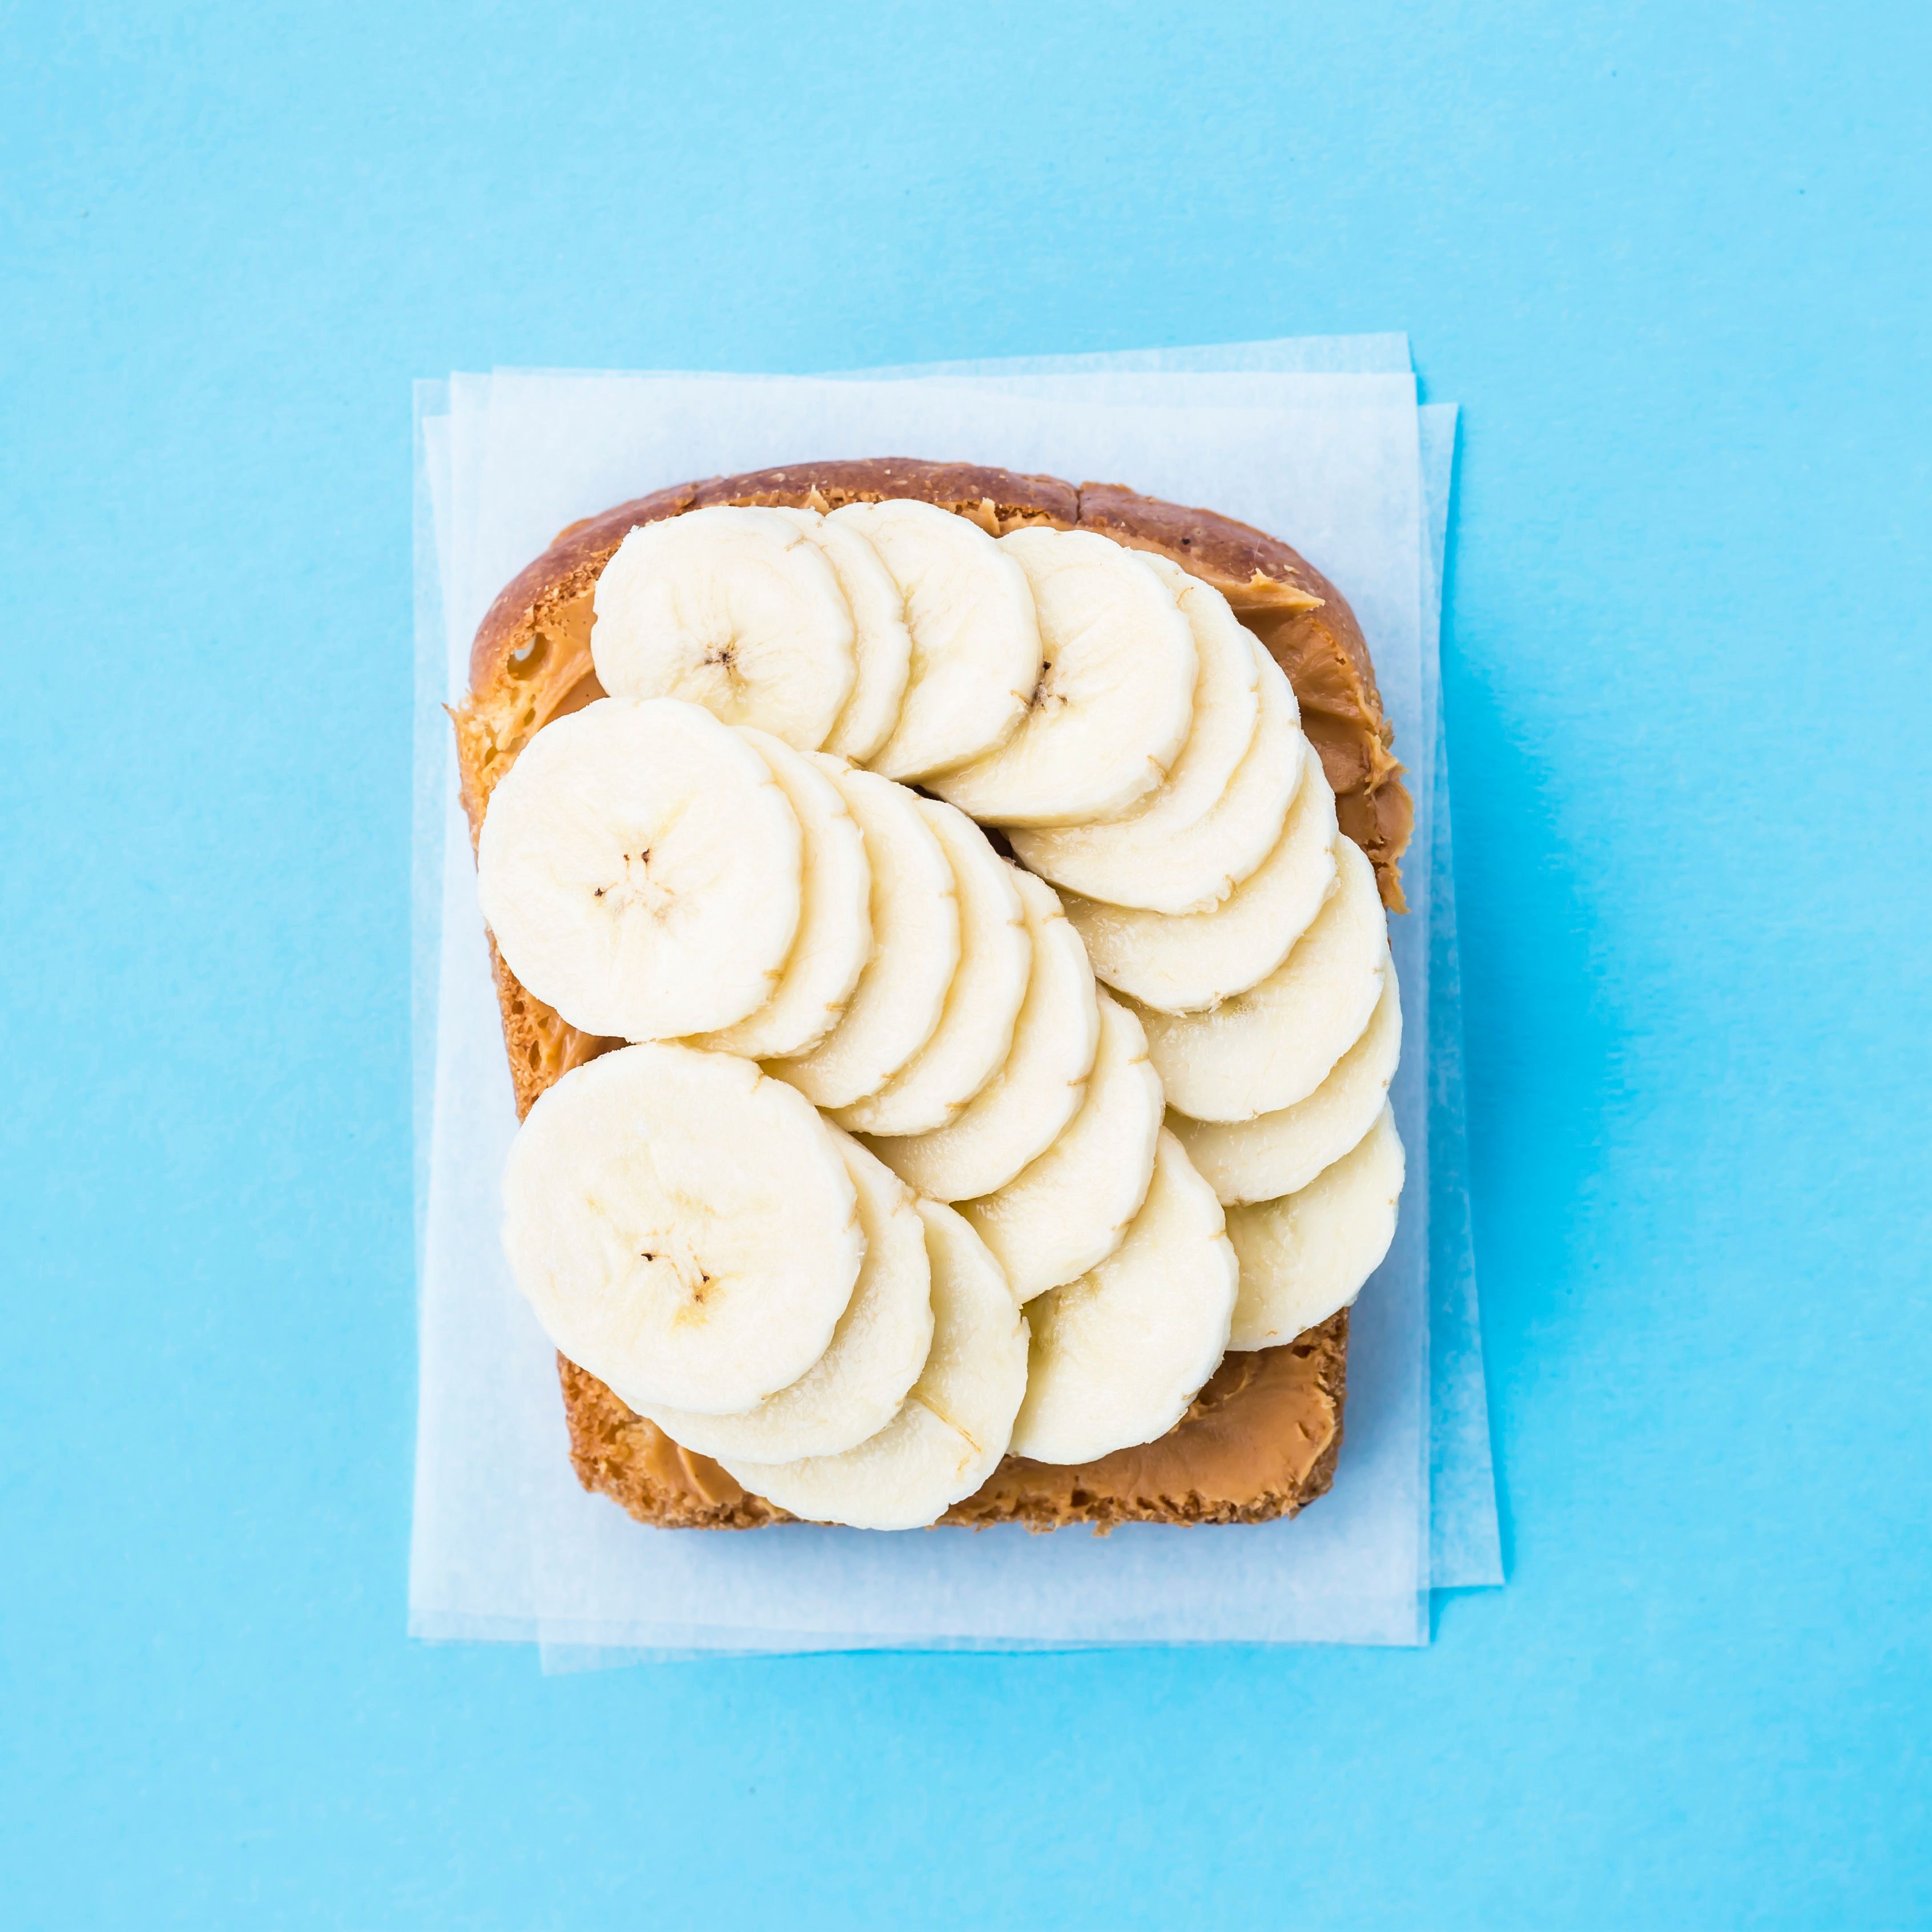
[1423,404,1503,1590]
[410,380,450,1288]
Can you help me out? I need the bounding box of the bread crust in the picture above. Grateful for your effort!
[457,459,1410,913]
[450,457,1410,1533]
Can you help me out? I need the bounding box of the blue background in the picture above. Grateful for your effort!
[4,3,1928,1926]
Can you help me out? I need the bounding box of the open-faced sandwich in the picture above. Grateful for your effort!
[452,458,1411,1532]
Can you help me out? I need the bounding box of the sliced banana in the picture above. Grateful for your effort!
[591,506,857,749]
[833,799,1031,1137]
[691,727,871,1059]
[831,498,1041,783]
[1062,744,1339,1015]
[768,508,913,764]
[501,1044,862,1417]
[477,697,802,1042]
[1225,1105,1404,1349]
[646,1131,935,1464]
[962,992,1163,1303]
[769,763,960,1110]
[725,1201,1029,1530]
[930,527,1197,828]
[864,868,1100,1202]
[1008,1131,1237,1465]
[1007,558,1271,900]
[1173,970,1402,1205]
[1137,835,1388,1123]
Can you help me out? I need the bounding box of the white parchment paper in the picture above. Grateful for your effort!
[409,347,1494,1654]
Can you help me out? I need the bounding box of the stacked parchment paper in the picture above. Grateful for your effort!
[409,336,1500,1660]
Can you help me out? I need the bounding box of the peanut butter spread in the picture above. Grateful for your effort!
[558,1313,1346,1533]
[453,458,1408,1533]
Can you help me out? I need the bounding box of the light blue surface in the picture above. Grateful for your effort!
[3,3,1928,1926]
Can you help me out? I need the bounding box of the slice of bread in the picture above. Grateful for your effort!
[452,458,1409,1532]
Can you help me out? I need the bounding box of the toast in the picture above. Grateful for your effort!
[452,458,1409,1531]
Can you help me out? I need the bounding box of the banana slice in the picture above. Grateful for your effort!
[962,992,1164,1302]
[477,697,803,1042]
[501,1044,862,1417]
[1224,1105,1404,1349]
[591,506,859,748]
[833,799,1031,1137]
[768,509,913,764]
[769,763,960,1110]
[645,1131,935,1464]
[1062,744,1340,1015]
[691,728,871,1059]
[931,528,1197,828]
[864,868,1100,1202]
[1173,970,1402,1205]
[1007,558,1273,900]
[831,498,1041,783]
[724,1201,1029,1530]
[1008,1131,1237,1465]
[1136,835,1388,1122]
